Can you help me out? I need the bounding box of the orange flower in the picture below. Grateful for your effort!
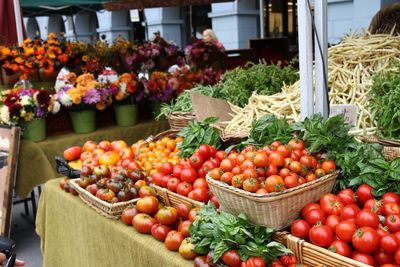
[15,57,24,64]
[1,47,11,56]
[96,102,106,110]
[23,47,34,56]
[115,91,125,101]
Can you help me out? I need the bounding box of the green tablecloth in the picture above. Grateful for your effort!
[36,178,193,267]
[16,120,169,197]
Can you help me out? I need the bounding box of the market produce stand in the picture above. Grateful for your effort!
[36,178,192,267]
[15,120,169,197]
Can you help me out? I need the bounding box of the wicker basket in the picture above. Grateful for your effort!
[167,112,196,130]
[273,232,370,267]
[369,3,400,34]
[134,129,180,160]
[69,178,139,219]
[151,184,203,209]
[206,172,338,230]
[360,135,400,160]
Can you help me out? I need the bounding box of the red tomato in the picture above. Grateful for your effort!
[178,220,191,237]
[279,255,297,266]
[210,195,220,208]
[356,184,373,204]
[377,225,391,238]
[300,156,317,169]
[202,160,217,173]
[325,215,341,232]
[364,199,384,215]
[173,164,184,178]
[221,249,241,267]
[279,168,291,178]
[232,174,245,188]
[269,260,284,267]
[243,178,260,193]
[394,231,400,242]
[156,207,178,225]
[384,202,400,216]
[319,194,344,216]
[269,152,285,167]
[240,257,265,267]
[188,208,200,222]
[328,240,352,257]
[197,145,211,160]
[189,154,204,169]
[253,153,269,168]
[210,167,222,180]
[380,234,399,253]
[271,141,282,149]
[352,252,375,266]
[193,178,208,189]
[177,203,190,219]
[266,164,279,176]
[191,188,209,202]
[383,192,400,205]
[121,206,139,226]
[242,168,258,179]
[289,161,303,174]
[176,182,193,197]
[290,150,302,161]
[162,162,174,175]
[265,175,285,193]
[221,172,234,184]
[284,158,293,169]
[166,177,180,192]
[314,168,326,178]
[136,196,159,215]
[395,248,400,264]
[337,189,356,205]
[164,230,184,251]
[352,226,380,254]
[290,219,310,239]
[152,172,163,186]
[215,150,227,162]
[288,139,305,151]
[151,224,172,241]
[340,204,360,221]
[356,209,380,229]
[63,146,82,161]
[335,220,357,243]
[309,224,334,248]
[220,158,235,172]
[301,203,321,218]
[180,167,197,183]
[321,160,336,173]
[284,175,299,189]
[276,145,291,157]
[161,175,171,188]
[373,248,393,266]
[384,214,400,233]
[133,213,157,234]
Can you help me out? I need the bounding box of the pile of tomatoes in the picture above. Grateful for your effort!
[209,139,336,194]
[290,184,400,266]
[135,136,183,175]
[151,144,221,205]
[120,193,201,260]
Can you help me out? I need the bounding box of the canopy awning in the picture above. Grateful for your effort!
[103,0,234,11]
[21,0,103,16]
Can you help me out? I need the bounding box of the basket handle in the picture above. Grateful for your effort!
[285,234,304,263]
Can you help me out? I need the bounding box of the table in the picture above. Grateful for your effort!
[16,120,169,197]
[36,178,193,267]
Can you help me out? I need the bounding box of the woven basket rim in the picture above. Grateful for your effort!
[151,183,204,208]
[206,171,339,202]
[167,111,196,117]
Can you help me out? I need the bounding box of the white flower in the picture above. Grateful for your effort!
[120,83,127,94]
[0,106,10,125]
[58,92,72,107]
[55,81,66,92]
[20,95,31,106]
[52,101,61,114]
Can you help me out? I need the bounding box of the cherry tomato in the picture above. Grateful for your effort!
[269,152,285,167]
[290,219,310,239]
[328,240,352,257]
[356,209,380,229]
[380,234,399,253]
[340,204,360,221]
[215,150,227,162]
[220,158,235,172]
[266,164,279,176]
[221,172,234,184]
[337,188,356,205]
[288,139,305,151]
[352,252,375,266]
[243,178,260,193]
[304,209,326,226]
[319,193,344,216]
[276,145,291,157]
[356,184,373,204]
[325,215,341,232]
[300,156,317,169]
[335,220,357,243]
[221,249,241,267]
[321,160,336,173]
[242,168,258,179]
[265,175,285,193]
[352,226,380,254]
[290,150,302,161]
[279,168,291,178]
[284,175,299,189]
[314,168,326,178]
[253,153,269,168]
[271,141,282,150]
[210,167,222,180]
[309,224,334,248]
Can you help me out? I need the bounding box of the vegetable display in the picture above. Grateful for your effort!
[189,204,291,264]
[222,33,400,138]
[290,184,400,266]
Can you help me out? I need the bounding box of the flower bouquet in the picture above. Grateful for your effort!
[56,73,112,133]
[0,88,60,141]
[110,72,145,126]
[184,40,226,71]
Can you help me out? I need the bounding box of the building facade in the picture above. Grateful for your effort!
[24,0,399,49]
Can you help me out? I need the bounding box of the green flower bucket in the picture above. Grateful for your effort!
[114,104,138,127]
[69,110,96,134]
[151,102,164,120]
[22,118,47,142]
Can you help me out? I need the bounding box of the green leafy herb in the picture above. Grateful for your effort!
[177,117,221,158]
[189,204,290,264]
[249,115,295,146]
